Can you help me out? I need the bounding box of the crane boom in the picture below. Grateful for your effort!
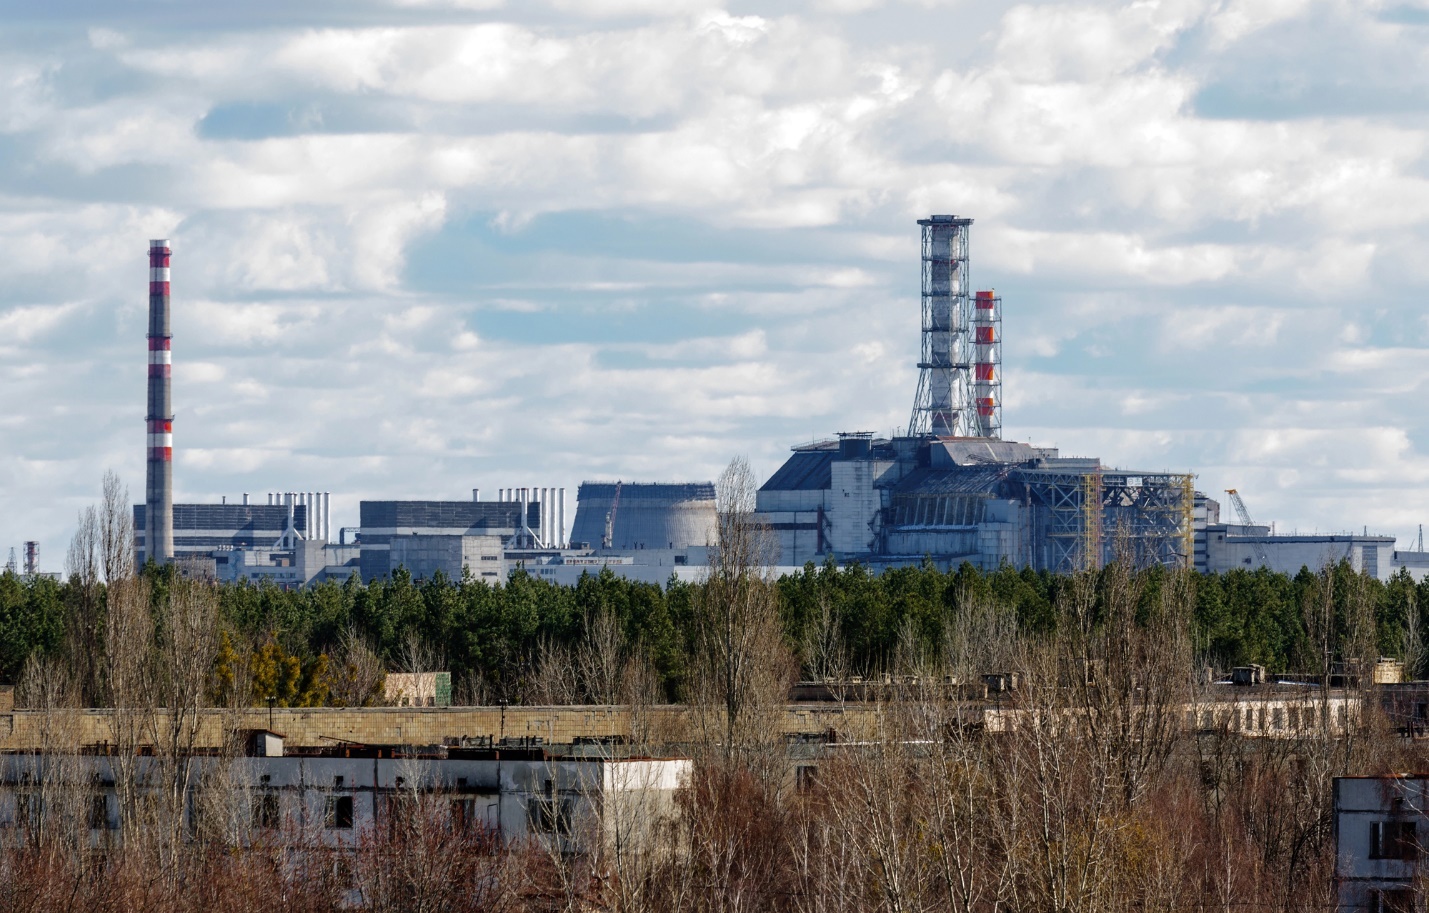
[1224,489,1256,528]
[602,481,623,550]
[1225,488,1271,568]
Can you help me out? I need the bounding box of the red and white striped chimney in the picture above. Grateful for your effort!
[145,239,174,564]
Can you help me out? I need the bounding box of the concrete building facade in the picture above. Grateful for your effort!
[358,501,529,581]
[0,749,690,858]
[1202,527,1397,581]
[1334,775,1428,913]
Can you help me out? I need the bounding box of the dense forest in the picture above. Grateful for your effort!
[1,554,1422,706]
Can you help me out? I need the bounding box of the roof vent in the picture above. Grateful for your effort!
[837,431,874,461]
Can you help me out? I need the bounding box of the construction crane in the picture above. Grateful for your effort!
[1224,489,1271,568]
[1224,489,1257,529]
[601,481,623,550]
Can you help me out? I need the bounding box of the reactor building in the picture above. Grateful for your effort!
[755,215,1196,574]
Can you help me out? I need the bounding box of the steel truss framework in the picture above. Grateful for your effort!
[909,215,974,437]
[1016,469,1195,575]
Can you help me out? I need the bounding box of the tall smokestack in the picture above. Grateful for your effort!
[145,239,174,564]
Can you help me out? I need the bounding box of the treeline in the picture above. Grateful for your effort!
[1,555,1423,706]
[0,549,1415,913]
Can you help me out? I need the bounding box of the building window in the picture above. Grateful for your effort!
[89,794,111,830]
[325,795,354,830]
[1370,888,1415,913]
[451,798,478,832]
[1371,821,1419,860]
[252,792,280,830]
[14,793,35,829]
[796,765,819,794]
[527,781,572,835]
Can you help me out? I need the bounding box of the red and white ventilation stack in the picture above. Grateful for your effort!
[145,239,174,564]
[972,289,1002,439]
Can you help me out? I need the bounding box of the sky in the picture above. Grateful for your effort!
[3,0,1429,571]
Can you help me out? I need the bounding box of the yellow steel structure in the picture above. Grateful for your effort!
[1181,475,1195,568]
[1081,471,1103,572]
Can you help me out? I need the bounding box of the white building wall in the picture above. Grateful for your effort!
[1392,551,1429,582]
[827,461,887,557]
[1335,776,1429,913]
[1204,531,1396,582]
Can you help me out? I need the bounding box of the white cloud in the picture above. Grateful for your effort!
[8,0,1429,565]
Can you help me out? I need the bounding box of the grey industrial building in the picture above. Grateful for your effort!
[358,500,531,582]
[356,483,719,585]
[569,482,718,552]
[1204,526,1397,581]
[135,495,358,587]
[757,433,1193,573]
[135,502,310,567]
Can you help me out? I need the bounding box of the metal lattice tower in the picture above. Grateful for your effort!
[909,215,1001,438]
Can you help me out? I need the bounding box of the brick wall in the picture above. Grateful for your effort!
[0,704,878,751]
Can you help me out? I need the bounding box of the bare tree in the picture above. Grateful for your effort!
[1071,561,1194,807]
[65,504,104,705]
[578,605,626,704]
[690,456,795,771]
[801,591,850,686]
[396,628,445,676]
[329,627,387,707]
[622,646,667,748]
[103,573,154,831]
[528,637,581,706]
[100,469,135,583]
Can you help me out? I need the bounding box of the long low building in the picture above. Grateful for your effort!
[0,745,690,857]
[1201,526,1397,581]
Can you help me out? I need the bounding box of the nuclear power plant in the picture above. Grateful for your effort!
[755,215,1195,574]
[96,218,1406,588]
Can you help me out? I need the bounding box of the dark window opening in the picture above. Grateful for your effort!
[252,793,279,830]
[89,795,110,830]
[325,795,354,830]
[1372,820,1419,861]
[797,765,819,793]
[1371,888,1415,913]
[528,781,572,835]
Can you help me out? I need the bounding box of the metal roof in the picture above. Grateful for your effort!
[576,482,716,502]
[760,450,835,492]
[891,465,1013,496]
[932,439,1044,467]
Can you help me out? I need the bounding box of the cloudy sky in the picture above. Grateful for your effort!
[2,0,1428,569]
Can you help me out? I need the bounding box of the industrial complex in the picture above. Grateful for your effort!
[15,219,1414,587]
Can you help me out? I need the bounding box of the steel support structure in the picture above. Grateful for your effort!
[1102,473,1196,570]
[1017,469,1194,574]
[1081,471,1104,571]
[909,215,974,437]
